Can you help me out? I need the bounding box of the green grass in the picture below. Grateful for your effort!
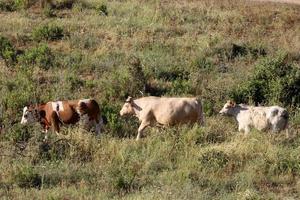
[0,0,300,199]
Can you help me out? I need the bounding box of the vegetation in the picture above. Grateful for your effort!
[0,0,299,199]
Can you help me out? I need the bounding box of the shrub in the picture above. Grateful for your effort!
[42,5,56,17]
[18,44,54,69]
[0,35,16,66]
[38,139,71,161]
[208,42,267,62]
[0,0,16,11]
[0,0,33,11]
[13,166,42,189]
[53,0,76,9]
[199,149,229,171]
[96,3,108,16]
[32,24,64,42]
[101,101,138,138]
[230,53,300,106]
[10,124,33,143]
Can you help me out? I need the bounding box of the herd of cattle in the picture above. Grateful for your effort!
[18,96,289,140]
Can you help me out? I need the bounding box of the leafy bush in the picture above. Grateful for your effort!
[96,4,108,16]
[10,124,33,143]
[18,44,54,69]
[38,139,71,161]
[101,101,138,138]
[230,53,300,106]
[53,0,76,9]
[0,35,16,66]
[199,149,229,171]
[207,42,267,62]
[32,24,64,42]
[43,5,56,17]
[13,166,42,189]
[0,0,16,11]
[0,0,34,11]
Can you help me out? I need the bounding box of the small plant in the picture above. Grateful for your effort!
[13,166,42,189]
[0,0,16,11]
[32,24,64,42]
[18,44,54,69]
[54,0,76,9]
[10,124,33,143]
[96,3,108,16]
[0,35,16,66]
[199,149,229,171]
[43,5,56,17]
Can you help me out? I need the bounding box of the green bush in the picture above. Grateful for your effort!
[32,24,64,42]
[38,139,71,161]
[101,101,138,138]
[43,5,56,17]
[230,53,300,106]
[10,124,33,143]
[0,0,34,11]
[53,0,76,9]
[13,166,42,189]
[18,44,54,69]
[96,4,108,16]
[199,149,229,171]
[209,43,267,61]
[0,36,16,66]
[0,0,16,11]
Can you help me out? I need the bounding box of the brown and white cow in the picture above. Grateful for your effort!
[219,100,289,134]
[21,99,103,138]
[120,96,204,140]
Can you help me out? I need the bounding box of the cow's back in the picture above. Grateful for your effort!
[143,97,201,125]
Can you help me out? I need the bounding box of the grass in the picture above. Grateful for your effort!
[0,0,300,199]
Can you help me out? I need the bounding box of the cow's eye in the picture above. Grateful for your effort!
[24,114,28,118]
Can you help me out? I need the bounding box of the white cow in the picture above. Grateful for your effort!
[219,100,288,133]
[120,96,204,140]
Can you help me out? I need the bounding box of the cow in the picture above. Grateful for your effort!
[219,100,289,134]
[20,99,103,139]
[120,96,204,140]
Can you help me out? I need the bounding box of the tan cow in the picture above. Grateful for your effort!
[21,99,103,139]
[219,100,289,133]
[120,96,204,140]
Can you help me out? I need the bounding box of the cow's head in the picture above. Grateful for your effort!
[20,105,40,124]
[120,96,135,116]
[219,100,236,116]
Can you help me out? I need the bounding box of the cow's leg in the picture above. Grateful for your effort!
[238,124,244,132]
[50,112,60,136]
[244,126,250,134]
[42,128,49,142]
[95,116,103,135]
[198,114,204,126]
[137,121,150,141]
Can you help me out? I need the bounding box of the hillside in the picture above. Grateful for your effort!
[0,0,300,199]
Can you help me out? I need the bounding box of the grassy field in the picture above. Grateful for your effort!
[0,0,300,199]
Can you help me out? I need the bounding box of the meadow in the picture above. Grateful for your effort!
[0,0,300,199]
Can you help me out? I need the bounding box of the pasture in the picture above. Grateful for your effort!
[0,0,300,199]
